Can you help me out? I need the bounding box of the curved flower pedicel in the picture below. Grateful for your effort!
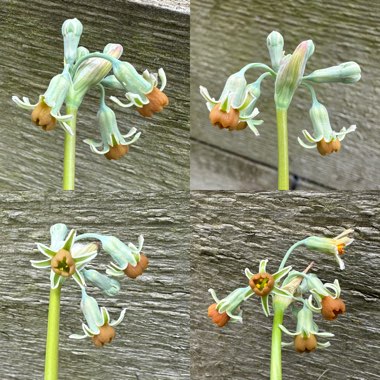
[69,289,126,347]
[280,305,334,353]
[31,228,98,289]
[304,228,354,270]
[245,259,292,317]
[208,286,253,327]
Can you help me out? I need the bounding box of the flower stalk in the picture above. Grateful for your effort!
[276,108,289,190]
[270,303,285,380]
[44,285,61,380]
[63,106,78,190]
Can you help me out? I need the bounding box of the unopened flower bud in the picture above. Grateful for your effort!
[267,31,284,72]
[62,18,83,66]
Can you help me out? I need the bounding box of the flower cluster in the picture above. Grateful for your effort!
[207,228,354,355]
[32,223,148,347]
[13,18,169,161]
[200,30,360,156]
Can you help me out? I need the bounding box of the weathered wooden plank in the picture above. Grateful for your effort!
[129,0,189,13]
[0,0,189,191]
[191,140,326,190]
[0,192,190,379]
[191,191,380,379]
[191,0,380,190]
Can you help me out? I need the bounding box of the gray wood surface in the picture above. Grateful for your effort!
[0,0,189,191]
[0,192,190,379]
[191,192,380,379]
[191,0,380,190]
[128,0,189,14]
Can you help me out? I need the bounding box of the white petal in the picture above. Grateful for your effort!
[110,308,127,327]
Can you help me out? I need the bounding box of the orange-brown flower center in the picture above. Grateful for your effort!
[321,296,346,320]
[337,243,345,255]
[209,104,240,130]
[104,144,129,160]
[207,303,230,327]
[249,272,275,296]
[123,254,149,279]
[92,324,116,347]
[50,249,75,277]
[316,138,341,156]
[31,101,57,131]
[137,87,169,117]
[294,334,317,353]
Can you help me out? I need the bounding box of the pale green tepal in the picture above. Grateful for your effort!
[12,17,169,190]
[82,269,121,296]
[199,30,362,190]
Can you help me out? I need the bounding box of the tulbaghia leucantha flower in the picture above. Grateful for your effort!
[304,228,354,270]
[245,259,292,317]
[267,31,284,72]
[280,305,334,353]
[208,286,253,326]
[69,289,126,347]
[31,228,98,289]
[200,71,262,131]
[110,63,169,117]
[62,18,83,66]
[298,98,356,155]
[12,66,73,134]
[83,86,141,160]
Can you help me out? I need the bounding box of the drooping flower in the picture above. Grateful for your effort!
[275,40,315,109]
[208,286,253,326]
[83,85,141,160]
[298,99,356,155]
[76,233,148,279]
[69,289,126,347]
[304,275,346,320]
[12,66,73,134]
[31,228,98,289]
[304,228,354,270]
[245,259,292,316]
[280,305,334,353]
[200,71,262,131]
[110,63,169,117]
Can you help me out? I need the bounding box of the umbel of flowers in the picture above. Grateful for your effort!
[207,228,354,378]
[200,31,360,156]
[32,223,149,347]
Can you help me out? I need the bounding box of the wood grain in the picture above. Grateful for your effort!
[0,192,190,379]
[191,191,380,379]
[191,0,380,190]
[0,0,189,191]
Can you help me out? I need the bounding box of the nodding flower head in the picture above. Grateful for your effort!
[69,289,126,347]
[12,67,73,135]
[303,61,361,84]
[200,71,263,132]
[84,88,141,160]
[304,228,354,270]
[110,64,168,117]
[298,99,356,156]
[280,305,334,353]
[31,227,98,289]
[245,259,292,317]
[61,18,83,66]
[275,39,314,109]
[208,286,254,326]
[304,275,346,321]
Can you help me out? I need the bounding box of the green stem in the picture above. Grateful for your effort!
[276,107,289,190]
[239,63,277,77]
[270,304,285,380]
[44,285,61,380]
[63,106,78,190]
[279,240,307,270]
